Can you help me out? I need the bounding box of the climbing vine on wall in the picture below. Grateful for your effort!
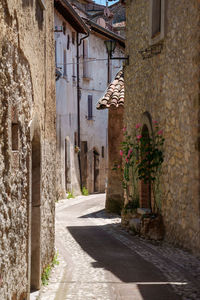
[114,121,165,213]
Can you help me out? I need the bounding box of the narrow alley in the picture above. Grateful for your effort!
[36,194,200,300]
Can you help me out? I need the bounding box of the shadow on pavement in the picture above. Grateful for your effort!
[79,209,119,219]
[67,224,182,300]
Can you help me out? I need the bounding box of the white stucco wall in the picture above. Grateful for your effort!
[55,10,80,197]
[79,31,124,193]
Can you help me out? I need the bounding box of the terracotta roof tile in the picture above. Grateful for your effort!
[96,69,124,109]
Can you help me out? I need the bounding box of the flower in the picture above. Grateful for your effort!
[157,130,163,135]
[117,165,121,169]
[127,148,133,158]
[125,157,129,163]
[119,150,123,156]
[135,123,141,129]
[122,127,127,132]
[152,120,158,124]
[136,135,142,140]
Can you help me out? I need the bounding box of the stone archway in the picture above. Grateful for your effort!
[31,130,41,291]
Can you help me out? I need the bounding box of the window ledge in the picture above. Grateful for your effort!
[83,76,92,81]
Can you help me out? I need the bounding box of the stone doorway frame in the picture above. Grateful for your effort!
[93,148,100,193]
[30,127,41,291]
[140,112,154,210]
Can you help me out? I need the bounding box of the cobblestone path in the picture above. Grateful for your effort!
[36,194,200,300]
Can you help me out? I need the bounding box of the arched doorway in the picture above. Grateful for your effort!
[140,124,151,210]
[93,149,100,193]
[31,131,41,291]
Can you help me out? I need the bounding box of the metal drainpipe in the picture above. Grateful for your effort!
[76,31,89,191]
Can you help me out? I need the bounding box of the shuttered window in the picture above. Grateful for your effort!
[152,0,161,38]
[63,49,67,76]
[88,95,93,120]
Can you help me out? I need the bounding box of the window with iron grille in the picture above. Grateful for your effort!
[88,95,93,120]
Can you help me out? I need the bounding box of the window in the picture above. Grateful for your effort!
[88,95,93,120]
[74,132,77,146]
[67,34,70,50]
[63,22,66,35]
[152,0,161,37]
[63,49,67,76]
[150,0,165,45]
[72,32,76,44]
[102,146,104,158]
[83,40,89,78]
[12,123,19,151]
[72,58,76,82]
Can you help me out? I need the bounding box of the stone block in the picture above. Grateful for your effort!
[137,208,151,215]
[129,218,141,233]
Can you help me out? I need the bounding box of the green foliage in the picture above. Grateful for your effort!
[82,186,89,196]
[124,197,139,211]
[117,122,165,213]
[67,191,75,199]
[41,252,59,286]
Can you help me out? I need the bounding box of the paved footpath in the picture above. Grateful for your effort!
[35,194,200,300]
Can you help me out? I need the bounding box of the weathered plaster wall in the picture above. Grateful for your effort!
[80,31,123,194]
[0,1,56,299]
[55,10,81,197]
[125,0,200,254]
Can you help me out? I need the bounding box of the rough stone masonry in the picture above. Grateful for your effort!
[125,0,200,255]
[0,0,56,299]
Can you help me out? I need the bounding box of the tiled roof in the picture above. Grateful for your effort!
[96,69,124,109]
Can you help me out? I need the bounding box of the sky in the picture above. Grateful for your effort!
[93,0,119,6]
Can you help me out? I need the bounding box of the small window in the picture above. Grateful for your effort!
[67,34,70,50]
[152,0,161,38]
[72,32,76,45]
[63,22,66,35]
[83,40,89,78]
[74,132,77,146]
[72,58,76,82]
[102,146,104,158]
[12,123,19,151]
[88,95,93,120]
[150,0,165,45]
[63,49,67,76]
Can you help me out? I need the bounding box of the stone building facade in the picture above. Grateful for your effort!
[125,0,200,254]
[97,70,124,213]
[0,1,56,299]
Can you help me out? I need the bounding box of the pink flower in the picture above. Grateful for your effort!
[119,150,123,156]
[127,148,133,158]
[136,135,142,140]
[122,127,127,132]
[153,120,158,124]
[157,130,163,135]
[135,123,141,129]
[118,165,121,169]
[125,157,129,163]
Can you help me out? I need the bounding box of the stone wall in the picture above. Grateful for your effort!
[125,0,200,254]
[106,107,124,214]
[0,1,56,299]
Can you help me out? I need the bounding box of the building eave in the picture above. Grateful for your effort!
[54,0,89,34]
[83,18,125,48]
